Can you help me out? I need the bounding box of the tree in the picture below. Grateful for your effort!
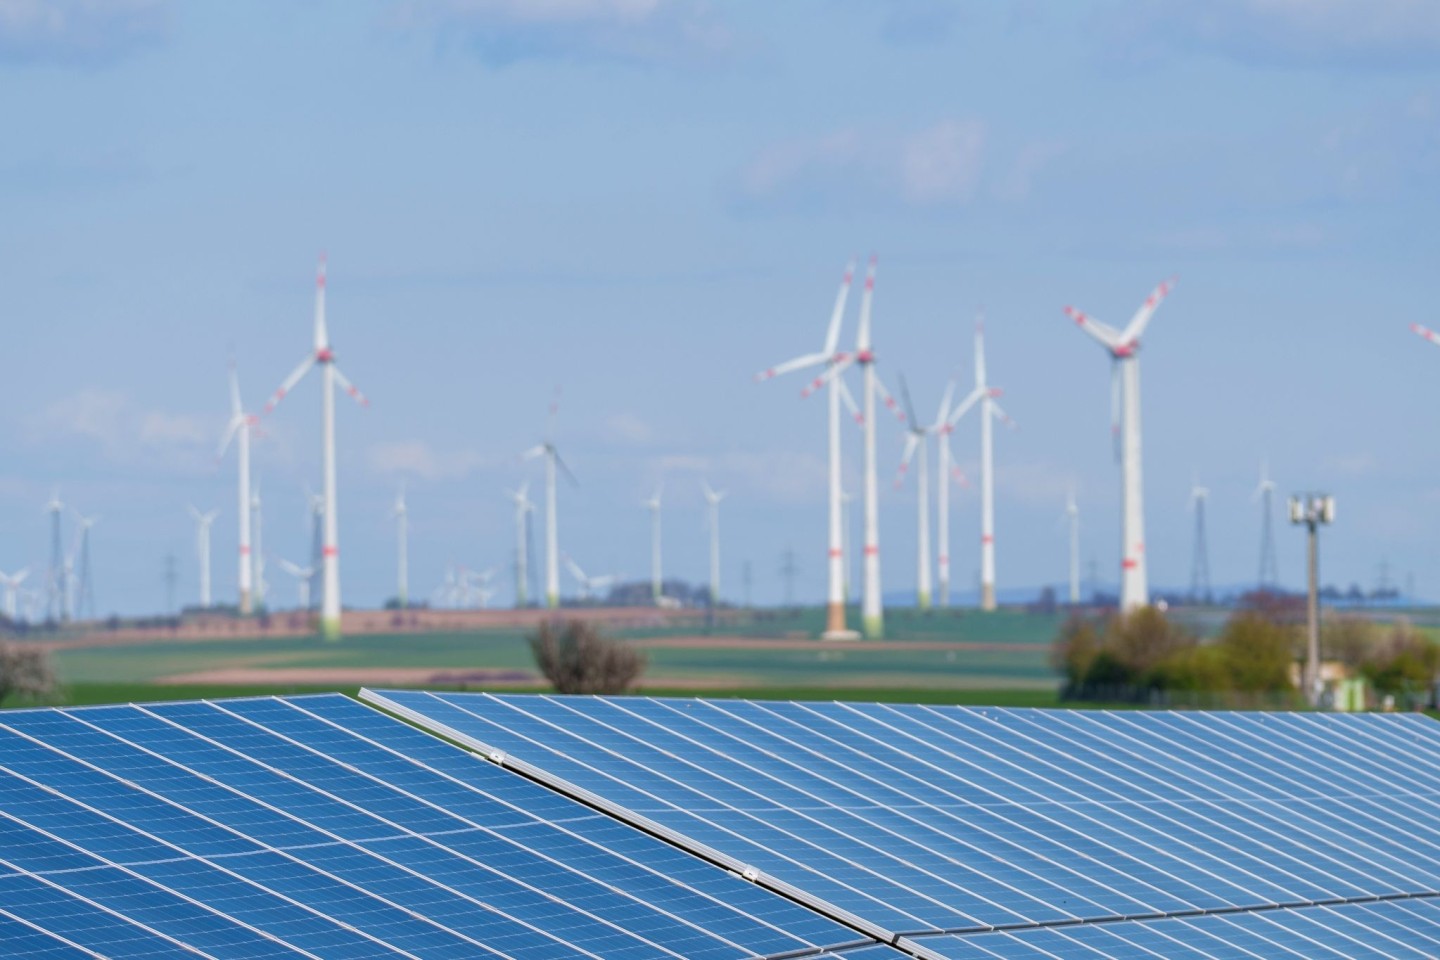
[1050,613,1101,686]
[0,644,57,706]
[1216,612,1295,693]
[529,619,646,695]
[1363,621,1440,706]
[1323,615,1376,670]
[1106,606,1195,686]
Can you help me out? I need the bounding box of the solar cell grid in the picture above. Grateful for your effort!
[0,694,884,960]
[365,689,1440,959]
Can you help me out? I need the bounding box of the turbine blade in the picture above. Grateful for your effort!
[1065,306,1123,350]
[331,365,370,407]
[871,373,908,424]
[313,255,329,351]
[554,450,579,487]
[756,352,830,382]
[800,355,856,398]
[856,255,876,350]
[931,377,956,430]
[974,314,987,387]
[1119,277,1176,345]
[835,375,864,427]
[216,417,241,460]
[945,386,987,427]
[521,445,546,461]
[894,434,919,489]
[822,259,856,357]
[897,372,920,427]
[990,400,1017,429]
[1412,322,1440,347]
[547,386,562,441]
[229,362,243,417]
[264,356,315,414]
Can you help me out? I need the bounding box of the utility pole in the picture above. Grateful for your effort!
[779,547,798,608]
[163,552,178,616]
[1290,493,1334,707]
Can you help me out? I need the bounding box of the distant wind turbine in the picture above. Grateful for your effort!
[643,483,664,604]
[71,510,98,620]
[218,362,259,614]
[946,318,1015,611]
[0,569,29,622]
[756,259,861,637]
[264,256,370,639]
[507,482,534,608]
[1065,491,1080,605]
[1189,479,1212,604]
[1253,459,1279,590]
[702,481,727,608]
[1067,279,1175,611]
[251,481,266,609]
[523,389,576,610]
[894,375,937,609]
[805,258,907,637]
[275,557,314,609]
[563,555,615,602]
[187,506,219,608]
[393,482,409,609]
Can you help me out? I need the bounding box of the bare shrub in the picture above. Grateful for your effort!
[529,619,646,695]
[0,643,57,706]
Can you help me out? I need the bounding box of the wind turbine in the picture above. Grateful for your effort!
[1254,459,1279,590]
[187,506,219,609]
[933,380,961,607]
[0,569,29,622]
[218,362,259,614]
[702,482,727,608]
[1189,479,1212,604]
[804,258,906,637]
[71,510,98,620]
[1067,279,1175,612]
[894,376,936,609]
[563,555,615,602]
[1064,491,1080,605]
[756,259,860,637]
[275,557,314,609]
[251,481,267,609]
[946,318,1014,611]
[506,483,533,608]
[643,484,664,604]
[305,484,324,611]
[522,390,576,610]
[264,256,369,639]
[393,482,409,609]
[45,489,65,622]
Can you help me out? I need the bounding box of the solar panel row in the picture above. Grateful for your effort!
[0,695,886,960]
[364,690,1440,958]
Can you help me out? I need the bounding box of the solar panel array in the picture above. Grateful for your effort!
[364,690,1440,959]
[0,694,897,960]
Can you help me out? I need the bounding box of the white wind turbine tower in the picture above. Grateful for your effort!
[218,362,259,614]
[702,482,727,608]
[522,391,576,610]
[506,483,533,608]
[0,569,29,622]
[563,555,615,602]
[643,484,664,604]
[1189,478,1212,604]
[1067,279,1175,612]
[894,376,937,609]
[187,506,219,608]
[945,318,1014,611]
[756,259,860,638]
[1065,490,1080,605]
[393,482,409,609]
[806,258,906,637]
[276,557,314,609]
[1253,459,1279,590]
[932,381,962,607]
[265,256,369,640]
[251,482,266,609]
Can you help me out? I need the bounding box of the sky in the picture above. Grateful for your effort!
[2,0,1439,615]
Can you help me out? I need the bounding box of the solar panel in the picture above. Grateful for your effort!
[364,690,1440,958]
[0,694,897,959]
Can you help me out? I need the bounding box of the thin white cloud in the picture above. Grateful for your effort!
[733,119,988,211]
[390,0,733,67]
[32,388,213,471]
[602,412,654,446]
[366,439,494,481]
[1107,0,1440,71]
[0,0,168,66]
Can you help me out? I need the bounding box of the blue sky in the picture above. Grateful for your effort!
[3,0,1439,614]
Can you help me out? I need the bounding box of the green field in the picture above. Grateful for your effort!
[34,607,1064,708]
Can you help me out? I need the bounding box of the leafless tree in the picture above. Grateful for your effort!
[529,619,646,695]
[0,643,57,706]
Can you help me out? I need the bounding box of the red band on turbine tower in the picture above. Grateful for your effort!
[323,547,338,558]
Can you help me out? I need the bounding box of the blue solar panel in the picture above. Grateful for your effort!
[0,694,890,959]
[364,690,1440,957]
